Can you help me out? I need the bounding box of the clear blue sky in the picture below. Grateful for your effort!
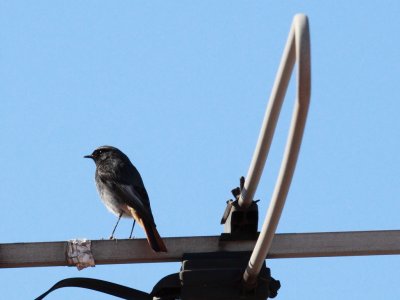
[1,1,400,299]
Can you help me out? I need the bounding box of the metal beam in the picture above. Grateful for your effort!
[1,230,400,268]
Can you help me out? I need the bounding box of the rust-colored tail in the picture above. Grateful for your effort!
[142,221,167,252]
[127,206,167,252]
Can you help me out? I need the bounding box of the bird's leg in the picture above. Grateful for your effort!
[109,212,123,239]
[129,220,136,239]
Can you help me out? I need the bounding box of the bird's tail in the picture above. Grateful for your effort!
[143,221,167,253]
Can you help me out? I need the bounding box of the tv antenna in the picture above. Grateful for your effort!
[1,14,399,300]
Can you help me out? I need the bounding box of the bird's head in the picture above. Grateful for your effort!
[84,145,127,164]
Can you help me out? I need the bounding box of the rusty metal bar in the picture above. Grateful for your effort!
[2,230,400,268]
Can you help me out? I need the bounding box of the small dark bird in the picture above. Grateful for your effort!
[84,146,167,252]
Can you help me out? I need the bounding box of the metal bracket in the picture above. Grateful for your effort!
[179,252,280,300]
[221,177,259,237]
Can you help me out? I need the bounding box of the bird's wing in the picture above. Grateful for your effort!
[97,161,155,224]
[118,183,155,224]
[118,160,152,209]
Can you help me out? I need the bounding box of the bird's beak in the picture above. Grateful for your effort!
[84,154,93,159]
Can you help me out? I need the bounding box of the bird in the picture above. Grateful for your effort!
[84,145,167,252]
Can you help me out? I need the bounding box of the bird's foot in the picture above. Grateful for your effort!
[109,235,116,240]
[129,236,135,239]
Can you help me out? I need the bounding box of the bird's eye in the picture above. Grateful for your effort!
[98,150,103,154]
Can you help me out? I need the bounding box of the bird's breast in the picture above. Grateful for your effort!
[96,181,132,218]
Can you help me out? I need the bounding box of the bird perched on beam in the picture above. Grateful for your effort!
[85,145,167,252]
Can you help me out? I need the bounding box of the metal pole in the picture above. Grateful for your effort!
[242,14,311,288]
[4,230,400,268]
[238,28,295,209]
